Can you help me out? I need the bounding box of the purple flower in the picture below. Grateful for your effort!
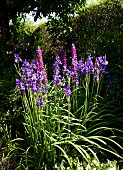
[15,79,26,92]
[43,86,47,94]
[55,56,62,65]
[94,74,100,81]
[103,67,108,75]
[36,97,44,107]
[36,46,44,72]
[65,67,71,77]
[95,55,108,71]
[94,55,108,81]
[97,55,108,67]
[20,82,25,92]
[14,54,22,63]
[16,79,21,89]
[64,85,72,96]
[71,44,79,86]
[78,60,84,70]
[31,60,37,69]
[109,76,114,86]
[86,56,94,74]
[53,56,63,86]
[16,79,21,84]
[60,47,67,74]
[71,43,77,59]
[28,79,41,93]
[36,46,48,85]
[15,56,44,93]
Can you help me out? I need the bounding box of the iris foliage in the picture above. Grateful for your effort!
[12,44,123,169]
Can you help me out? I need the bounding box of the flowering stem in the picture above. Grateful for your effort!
[65,94,71,137]
[55,85,61,138]
[67,77,71,134]
[83,74,90,124]
[94,78,100,106]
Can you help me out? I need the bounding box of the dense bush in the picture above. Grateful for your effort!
[74,1,123,63]
[70,0,123,102]
[46,0,123,102]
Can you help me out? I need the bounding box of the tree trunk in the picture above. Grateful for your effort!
[1,10,10,43]
[0,0,10,43]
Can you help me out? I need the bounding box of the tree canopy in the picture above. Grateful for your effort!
[0,0,85,42]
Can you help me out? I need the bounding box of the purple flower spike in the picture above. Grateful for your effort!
[36,46,48,85]
[71,44,79,86]
[71,44,78,71]
[36,46,43,72]
[60,47,67,73]
[53,56,63,86]
[71,44,77,59]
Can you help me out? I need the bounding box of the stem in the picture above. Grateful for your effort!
[67,76,71,134]
[67,95,71,134]
[55,85,61,139]
[84,74,90,116]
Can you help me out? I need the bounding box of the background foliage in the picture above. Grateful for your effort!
[1,0,123,169]
[73,0,123,102]
[47,0,123,102]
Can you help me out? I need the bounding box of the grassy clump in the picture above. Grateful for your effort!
[1,45,123,169]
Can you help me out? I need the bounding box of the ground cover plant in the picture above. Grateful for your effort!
[4,43,122,169]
